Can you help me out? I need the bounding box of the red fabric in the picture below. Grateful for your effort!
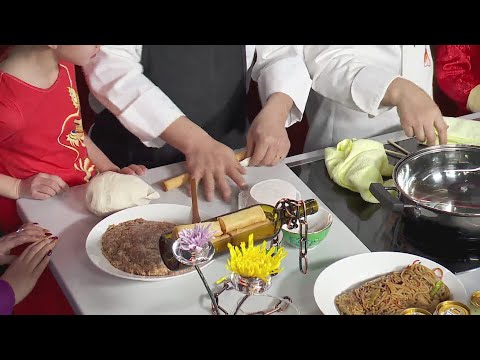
[0,62,94,233]
[435,45,480,116]
[13,268,74,315]
[0,61,93,314]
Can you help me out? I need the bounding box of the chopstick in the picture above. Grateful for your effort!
[384,149,405,159]
[387,140,410,155]
[190,178,201,223]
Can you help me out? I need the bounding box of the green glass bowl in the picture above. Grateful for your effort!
[281,207,333,249]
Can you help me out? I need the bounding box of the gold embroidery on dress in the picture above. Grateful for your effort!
[57,112,81,162]
[66,119,85,147]
[57,64,94,182]
[68,86,80,109]
[74,157,95,182]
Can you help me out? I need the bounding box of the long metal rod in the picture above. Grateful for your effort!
[195,265,221,315]
[233,294,250,315]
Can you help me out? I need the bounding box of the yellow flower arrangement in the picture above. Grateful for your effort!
[226,234,287,281]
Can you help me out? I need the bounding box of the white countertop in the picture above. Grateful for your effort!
[18,162,370,314]
[17,120,480,314]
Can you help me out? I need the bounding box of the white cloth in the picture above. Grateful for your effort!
[85,171,160,217]
[84,45,311,148]
[303,45,434,152]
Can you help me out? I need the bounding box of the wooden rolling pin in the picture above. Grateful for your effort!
[161,149,248,191]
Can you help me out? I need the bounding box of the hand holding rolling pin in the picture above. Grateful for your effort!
[162,144,248,202]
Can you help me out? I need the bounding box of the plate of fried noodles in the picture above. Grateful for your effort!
[313,252,468,315]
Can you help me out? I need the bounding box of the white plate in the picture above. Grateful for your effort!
[313,251,468,315]
[86,204,213,281]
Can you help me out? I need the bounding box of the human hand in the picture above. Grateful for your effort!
[0,223,52,265]
[0,237,58,305]
[18,173,69,200]
[387,78,448,146]
[247,93,292,166]
[185,138,246,202]
[118,164,147,176]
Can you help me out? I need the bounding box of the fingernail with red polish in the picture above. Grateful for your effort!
[50,236,58,240]
[45,232,52,236]
[33,222,39,225]
[47,250,53,256]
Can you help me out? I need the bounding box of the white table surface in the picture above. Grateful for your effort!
[18,162,371,314]
[17,117,480,314]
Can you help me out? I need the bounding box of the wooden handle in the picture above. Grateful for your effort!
[161,149,248,192]
[191,178,201,223]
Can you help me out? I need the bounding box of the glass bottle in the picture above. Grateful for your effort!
[159,199,319,269]
[211,199,319,253]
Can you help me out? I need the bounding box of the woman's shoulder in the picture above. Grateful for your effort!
[0,91,21,116]
[0,83,23,131]
[0,95,22,130]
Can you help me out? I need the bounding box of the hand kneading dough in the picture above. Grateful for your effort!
[85,171,160,217]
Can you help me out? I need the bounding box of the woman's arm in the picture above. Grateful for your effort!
[83,135,147,176]
[0,174,21,199]
[83,135,119,173]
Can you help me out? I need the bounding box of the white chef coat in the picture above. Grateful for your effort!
[302,45,434,152]
[84,45,312,148]
[251,45,312,127]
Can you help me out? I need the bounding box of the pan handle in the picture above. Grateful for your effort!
[369,183,404,212]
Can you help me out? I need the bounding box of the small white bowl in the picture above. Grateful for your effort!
[246,179,300,207]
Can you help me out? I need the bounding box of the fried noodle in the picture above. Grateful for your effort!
[335,263,451,315]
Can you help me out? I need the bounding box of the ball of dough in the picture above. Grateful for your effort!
[85,171,160,217]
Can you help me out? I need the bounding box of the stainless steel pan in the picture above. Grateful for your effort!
[370,144,480,236]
